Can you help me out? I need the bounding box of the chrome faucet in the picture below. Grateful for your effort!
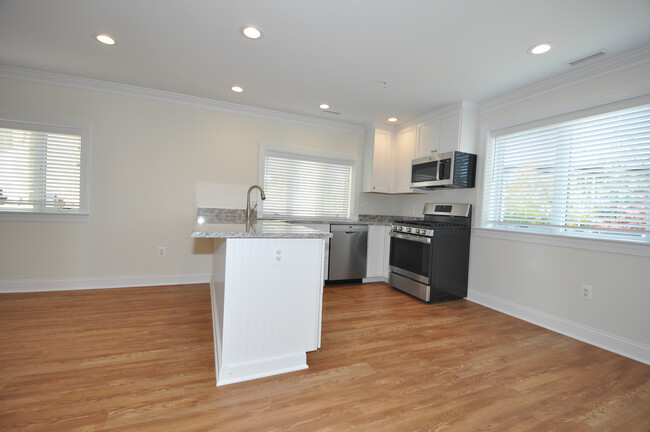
[246,185,266,220]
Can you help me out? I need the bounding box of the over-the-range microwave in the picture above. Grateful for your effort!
[411,151,477,189]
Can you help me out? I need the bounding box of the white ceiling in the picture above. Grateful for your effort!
[1,0,650,126]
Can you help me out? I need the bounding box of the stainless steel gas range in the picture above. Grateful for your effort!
[389,203,472,303]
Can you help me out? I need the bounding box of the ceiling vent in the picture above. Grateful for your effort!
[323,110,341,115]
[568,50,607,67]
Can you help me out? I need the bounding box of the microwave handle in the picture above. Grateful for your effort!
[389,232,432,244]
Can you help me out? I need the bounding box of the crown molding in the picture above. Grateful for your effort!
[479,44,650,114]
[368,99,480,132]
[0,65,365,135]
[400,100,480,130]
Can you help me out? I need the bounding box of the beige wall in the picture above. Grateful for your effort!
[0,77,364,285]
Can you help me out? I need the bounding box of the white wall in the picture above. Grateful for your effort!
[468,55,650,363]
[0,75,363,290]
[358,189,476,218]
[392,188,477,218]
[358,193,396,216]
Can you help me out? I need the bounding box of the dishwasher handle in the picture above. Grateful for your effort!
[330,224,369,233]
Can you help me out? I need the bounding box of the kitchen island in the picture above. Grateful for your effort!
[192,216,331,386]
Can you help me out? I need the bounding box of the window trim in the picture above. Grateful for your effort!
[478,94,650,256]
[0,113,90,222]
[258,142,360,220]
[473,227,650,258]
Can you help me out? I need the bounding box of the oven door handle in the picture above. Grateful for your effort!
[390,232,432,244]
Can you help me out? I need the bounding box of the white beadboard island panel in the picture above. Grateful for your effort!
[210,237,325,386]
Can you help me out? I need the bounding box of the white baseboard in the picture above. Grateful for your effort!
[362,276,388,283]
[0,274,212,293]
[216,353,308,387]
[468,290,650,366]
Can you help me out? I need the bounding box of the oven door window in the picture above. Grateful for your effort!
[389,235,431,279]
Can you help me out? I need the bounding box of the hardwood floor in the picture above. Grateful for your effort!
[1,283,649,431]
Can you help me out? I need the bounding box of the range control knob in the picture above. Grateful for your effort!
[406,227,412,233]
[396,226,402,231]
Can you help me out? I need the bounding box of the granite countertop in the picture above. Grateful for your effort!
[191,208,424,239]
[197,208,417,224]
[191,216,333,239]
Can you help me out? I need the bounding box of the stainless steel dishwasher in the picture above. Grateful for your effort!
[328,224,368,281]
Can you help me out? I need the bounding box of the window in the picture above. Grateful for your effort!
[483,102,650,243]
[261,145,356,219]
[0,116,89,221]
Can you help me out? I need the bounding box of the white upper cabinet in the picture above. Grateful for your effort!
[362,101,476,195]
[362,126,418,194]
[416,119,439,156]
[362,128,392,193]
[438,110,462,154]
[394,126,416,193]
[415,101,478,158]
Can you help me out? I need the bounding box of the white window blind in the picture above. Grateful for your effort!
[0,120,86,216]
[262,150,355,219]
[484,103,650,242]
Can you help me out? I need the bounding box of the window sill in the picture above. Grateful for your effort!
[0,211,89,223]
[473,227,650,258]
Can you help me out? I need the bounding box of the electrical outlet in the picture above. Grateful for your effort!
[580,284,593,300]
[272,247,283,265]
[158,246,167,257]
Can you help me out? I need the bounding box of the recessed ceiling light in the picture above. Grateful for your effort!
[319,103,330,110]
[529,43,552,55]
[241,26,263,40]
[231,86,244,93]
[387,117,398,123]
[95,34,116,45]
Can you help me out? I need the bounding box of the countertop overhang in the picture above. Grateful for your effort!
[191,217,333,239]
